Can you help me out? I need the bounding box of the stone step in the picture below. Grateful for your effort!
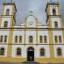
[0,62,18,64]
[21,61,39,64]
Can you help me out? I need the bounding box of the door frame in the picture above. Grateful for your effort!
[27,47,34,61]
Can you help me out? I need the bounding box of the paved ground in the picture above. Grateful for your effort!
[0,63,19,64]
[0,62,23,64]
[0,62,39,64]
[0,62,36,64]
[0,62,64,64]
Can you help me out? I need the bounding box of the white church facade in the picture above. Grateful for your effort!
[0,1,64,63]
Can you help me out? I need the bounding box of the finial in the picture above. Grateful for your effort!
[30,10,33,14]
[29,10,33,16]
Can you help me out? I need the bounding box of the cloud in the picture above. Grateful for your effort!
[0,0,64,26]
[14,0,49,25]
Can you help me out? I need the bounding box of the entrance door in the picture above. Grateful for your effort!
[27,47,34,61]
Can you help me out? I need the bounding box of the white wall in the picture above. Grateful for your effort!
[51,17,61,28]
[1,17,11,28]
[0,45,8,57]
[0,31,9,44]
[3,6,13,15]
[50,5,59,15]
[12,45,50,58]
[13,31,24,44]
[53,31,63,44]
[38,31,49,44]
[26,31,36,44]
[54,45,64,57]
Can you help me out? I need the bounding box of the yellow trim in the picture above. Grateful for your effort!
[36,19,38,44]
[48,5,50,15]
[24,30,26,44]
[0,57,25,63]
[7,5,14,57]
[7,17,14,57]
[0,57,64,63]
[59,16,63,44]
[48,18,54,57]
[2,4,4,15]
[35,58,64,63]
[58,4,60,15]
[0,16,2,28]
[36,30,38,44]
[60,18,63,28]
[24,18,27,44]
[62,31,64,44]
[15,56,23,58]
[0,4,5,27]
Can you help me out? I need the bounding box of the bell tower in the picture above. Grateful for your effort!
[0,0,17,28]
[46,0,62,28]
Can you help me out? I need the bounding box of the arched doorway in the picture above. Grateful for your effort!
[27,47,34,61]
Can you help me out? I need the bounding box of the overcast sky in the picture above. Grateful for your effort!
[0,0,64,26]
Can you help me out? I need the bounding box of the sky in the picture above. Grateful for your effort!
[0,0,64,26]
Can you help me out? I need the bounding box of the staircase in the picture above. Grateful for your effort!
[21,61,39,64]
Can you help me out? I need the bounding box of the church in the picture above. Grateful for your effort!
[0,0,64,63]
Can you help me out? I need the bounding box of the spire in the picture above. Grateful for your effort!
[30,11,33,14]
[29,10,33,16]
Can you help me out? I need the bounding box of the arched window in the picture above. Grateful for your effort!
[44,35,47,43]
[19,36,22,43]
[6,9,10,15]
[4,35,7,42]
[16,48,21,56]
[4,21,8,28]
[28,47,34,51]
[15,36,18,43]
[57,48,62,56]
[59,36,62,43]
[0,35,3,42]
[55,36,58,43]
[53,9,56,15]
[29,36,33,43]
[54,22,58,28]
[0,48,5,55]
[40,36,43,43]
[40,48,45,56]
